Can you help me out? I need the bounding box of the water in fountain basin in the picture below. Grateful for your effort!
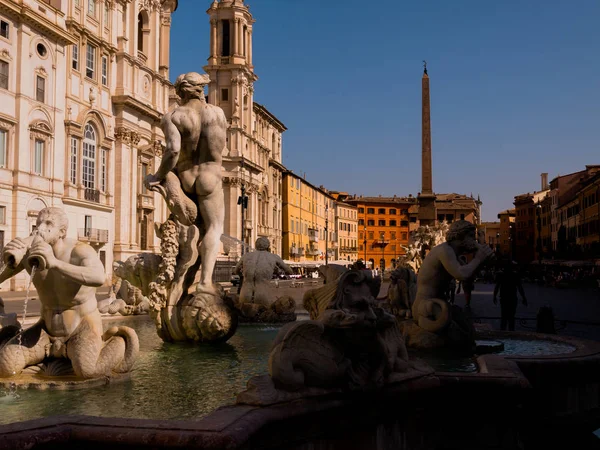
[0,318,279,424]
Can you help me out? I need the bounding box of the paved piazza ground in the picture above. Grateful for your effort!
[2,279,600,341]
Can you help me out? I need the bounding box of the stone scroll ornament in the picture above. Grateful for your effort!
[237,269,433,406]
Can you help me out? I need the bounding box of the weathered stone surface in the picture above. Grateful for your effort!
[141,72,238,344]
[0,207,139,382]
[237,270,433,402]
[405,220,493,351]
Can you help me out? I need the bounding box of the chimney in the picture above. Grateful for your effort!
[541,173,549,191]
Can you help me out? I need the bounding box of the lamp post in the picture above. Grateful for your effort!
[363,226,367,264]
[536,201,542,264]
[237,161,248,255]
[325,202,329,265]
[380,231,385,272]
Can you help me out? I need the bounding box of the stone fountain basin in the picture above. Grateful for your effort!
[1,321,599,449]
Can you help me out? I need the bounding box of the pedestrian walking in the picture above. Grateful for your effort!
[493,261,528,331]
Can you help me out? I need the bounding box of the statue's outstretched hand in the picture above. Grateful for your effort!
[144,173,161,190]
[475,244,494,263]
[29,238,58,269]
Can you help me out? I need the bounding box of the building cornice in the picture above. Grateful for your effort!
[253,102,286,132]
[112,94,162,121]
[0,3,77,46]
[66,19,118,54]
[268,158,286,172]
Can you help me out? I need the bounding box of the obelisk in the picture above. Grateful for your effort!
[417,61,436,226]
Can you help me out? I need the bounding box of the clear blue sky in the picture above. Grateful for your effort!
[170,0,600,222]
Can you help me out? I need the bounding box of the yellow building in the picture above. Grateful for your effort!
[282,172,335,262]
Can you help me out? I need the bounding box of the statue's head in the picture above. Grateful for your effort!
[113,260,125,278]
[446,220,478,253]
[255,237,270,252]
[174,72,210,102]
[327,270,380,327]
[36,207,68,245]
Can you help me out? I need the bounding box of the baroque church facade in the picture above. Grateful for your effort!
[0,0,177,289]
[203,0,286,259]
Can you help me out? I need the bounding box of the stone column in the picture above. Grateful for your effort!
[159,14,171,77]
[233,18,239,55]
[248,27,253,66]
[238,19,243,57]
[210,19,217,61]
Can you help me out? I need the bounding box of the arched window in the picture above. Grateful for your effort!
[82,123,96,189]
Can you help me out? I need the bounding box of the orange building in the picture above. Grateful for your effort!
[346,195,417,271]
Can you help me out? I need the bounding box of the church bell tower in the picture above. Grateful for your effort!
[204,0,256,145]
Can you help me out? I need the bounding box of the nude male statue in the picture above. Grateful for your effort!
[235,237,293,307]
[412,220,494,334]
[145,72,227,292]
[0,207,138,378]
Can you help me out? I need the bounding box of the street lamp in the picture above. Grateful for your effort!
[363,226,367,264]
[536,201,542,264]
[325,202,329,265]
[380,231,385,271]
[237,160,248,255]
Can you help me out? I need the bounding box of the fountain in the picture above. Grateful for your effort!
[0,75,598,448]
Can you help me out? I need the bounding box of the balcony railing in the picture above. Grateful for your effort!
[78,228,109,243]
[306,249,321,256]
[308,228,319,243]
[84,188,101,203]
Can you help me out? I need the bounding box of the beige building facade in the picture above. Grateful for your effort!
[0,0,177,290]
[203,0,286,258]
[282,171,335,263]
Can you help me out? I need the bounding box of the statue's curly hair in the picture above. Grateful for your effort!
[174,72,210,101]
[327,269,380,310]
[445,220,476,243]
[255,237,270,251]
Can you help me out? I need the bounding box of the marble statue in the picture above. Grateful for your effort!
[402,220,494,350]
[0,207,139,378]
[233,237,295,323]
[382,265,417,320]
[143,72,237,343]
[98,257,160,316]
[237,269,433,406]
[400,222,449,272]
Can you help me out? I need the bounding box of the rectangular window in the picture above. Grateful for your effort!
[84,215,92,235]
[74,0,80,7]
[82,140,95,189]
[101,148,107,192]
[70,137,78,184]
[0,129,6,168]
[221,88,228,101]
[141,162,148,194]
[378,220,386,226]
[0,205,5,225]
[378,208,386,214]
[0,60,8,89]
[367,219,374,226]
[367,208,374,214]
[103,2,109,25]
[34,140,44,175]
[101,55,108,85]
[86,44,95,79]
[0,20,8,39]
[358,207,364,214]
[72,44,79,70]
[88,0,96,16]
[36,76,45,103]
